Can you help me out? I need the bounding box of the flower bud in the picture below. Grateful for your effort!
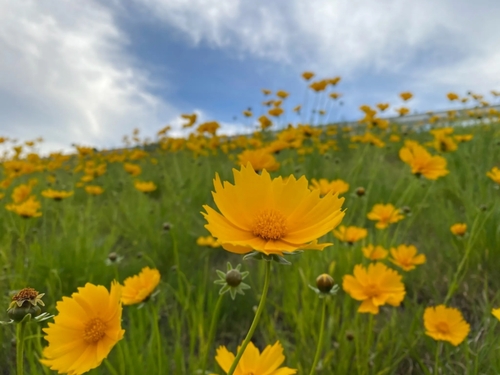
[355,187,365,197]
[7,288,45,323]
[316,274,335,293]
[225,269,243,287]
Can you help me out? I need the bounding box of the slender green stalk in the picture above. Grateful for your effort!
[151,304,163,374]
[16,321,27,375]
[308,298,327,375]
[201,293,224,374]
[365,314,374,372]
[227,261,271,375]
[434,342,442,375]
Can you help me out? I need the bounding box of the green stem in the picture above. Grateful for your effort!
[16,321,27,375]
[434,342,441,375]
[308,298,327,375]
[227,261,271,375]
[201,294,224,374]
[150,304,163,374]
[366,314,374,372]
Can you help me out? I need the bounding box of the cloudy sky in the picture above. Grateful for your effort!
[1,0,499,153]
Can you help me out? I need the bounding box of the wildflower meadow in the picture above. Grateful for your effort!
[1,75,500,374]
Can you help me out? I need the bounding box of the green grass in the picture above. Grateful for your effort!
[1,121,500,374]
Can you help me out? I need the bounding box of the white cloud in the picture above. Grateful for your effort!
[0,0,177,154]
[132,0,500,91]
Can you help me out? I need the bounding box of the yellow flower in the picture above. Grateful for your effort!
[492,308,500,321]
[389,244,426,271]
[309,178,349,196]
[214,341,296,375]
[40,282,125,375]
[11,183,32,204]
[134,180,157,193]
[85,185,104,195]
[237,149,280,172]
[367,203,404,229]
[487,167,500,184]
[447,92,459,101]
[268,107,284,117]
[202,163,345,255]
[276,90,289,99]
[262,89,272,95]
[6,196,42,218]
[342,263,405,314]
[196,235,221,248]
[258,115,273,130]
[450,223,467,236]
[399,142,449,180]
[400,92,413,101]
[362,244,388,260]
[121,267,161,305]
[124,163,142,176]
[395,107,410,116]
[376,103,389,111]
[301,71,315,80]
[333,225,367,244]
[423,305,470,346]
[41,189,74,201]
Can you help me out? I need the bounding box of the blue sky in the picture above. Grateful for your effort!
[1,0,499,153]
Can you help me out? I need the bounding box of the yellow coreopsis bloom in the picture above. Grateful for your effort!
[268,107,284,117]
[333,225,367,244]
[121,267,161,305]
[376,103,389,111]
[202,163,345,255]
[214,341,296,375]
[362,244,389,260]
[492,308,500,321]
[342,263,406,314]
[309,178,349,196]
[237,149,280,172]
[41,282,125,375]
[85,185,104,196]
[400,92,413,101]
[423,305,470,346]
[276,90,289,99]
[302,71,315,80]
[6,196,42,218]
[41,189,74,201]
[487,167,500,184]
[367,203,404,229]
[450,223,467,236]
[134,180,157,193]
[389,244,426,271]
[399,142,449,180]
[124,163,142,176]
[11,183,32,204]
[196,235,221,248]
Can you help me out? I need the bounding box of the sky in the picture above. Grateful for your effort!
[1,0,500,153]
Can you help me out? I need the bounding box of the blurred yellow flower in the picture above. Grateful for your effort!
[400,92,413,101]
[423,305,470,346]
[362,244,388,260]
[11,184,32,204]
[41,282,124,375]
[487,166,500,184]
[202,163,345,255]
[85,185,104,196]
[262,89,272,95]
[268,107,284,117]
[389,244,426,271]
[214,341,296,375]
[196,235,221,248]
[121,267,161,305]
[450,223,467,236]
[124,163,142,176]
[333,225,367,244]
[41,189,74,201]
[276,90,289,99]
[134,181,157,193]
[376,103,389,111]
[343,263,405,314]
[492,308,500,321]
[309,178,349,196]
[237,149,280,172]
[6,196,42,218]
[367,203,404,229]
[302,71,315,80]
[447,92,459,101]
[399,142,449,180]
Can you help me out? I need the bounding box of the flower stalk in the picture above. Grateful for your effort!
[308,297,327,375]
[227,261,271,375]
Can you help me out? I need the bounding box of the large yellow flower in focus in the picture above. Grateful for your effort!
[202,163,345,255]
[214,341,296,375]
[40,282,124,375]
[424,305,470,346]
[121,267,161,305]
[343,263,406,314]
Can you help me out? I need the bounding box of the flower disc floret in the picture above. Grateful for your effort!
[202,163,345,255]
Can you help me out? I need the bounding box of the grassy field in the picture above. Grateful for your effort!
[1,107,500,374]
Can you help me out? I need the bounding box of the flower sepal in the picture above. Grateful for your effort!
[243,250,303,265]
[214,262,251,300]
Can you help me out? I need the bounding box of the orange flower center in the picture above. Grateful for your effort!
[364,284,380,298]
[252,209,287,240]
[435,321,450,334]
[83,318,106,343]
